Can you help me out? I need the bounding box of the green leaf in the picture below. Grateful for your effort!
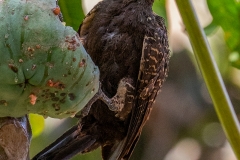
[207,0,240,53]
[29,114,45,138]
[204,21,219,36]
[153,0,168,26]
[229,51,240,68]
[58,0,85,31]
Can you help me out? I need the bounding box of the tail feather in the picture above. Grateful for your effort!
[50,135,96,160]
[102,138,126,160]
[104,135,140,160]
[32,125,98,160]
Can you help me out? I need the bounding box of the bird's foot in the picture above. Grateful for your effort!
[105,78,135,120]
[76,78,135,119]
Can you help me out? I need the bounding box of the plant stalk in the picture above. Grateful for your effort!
[175,0,240,158]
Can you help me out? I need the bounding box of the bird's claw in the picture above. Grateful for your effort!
[76,78,135,119]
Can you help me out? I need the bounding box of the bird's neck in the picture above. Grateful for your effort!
[137,0,154,4]
[123,0,154,5]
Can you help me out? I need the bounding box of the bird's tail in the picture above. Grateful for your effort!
[32,125,98,160]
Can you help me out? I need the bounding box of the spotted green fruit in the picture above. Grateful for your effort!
[0,0,99,118]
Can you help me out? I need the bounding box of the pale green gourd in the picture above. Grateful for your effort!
[0,0,99,118]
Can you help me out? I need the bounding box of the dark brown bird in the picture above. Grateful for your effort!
[33,0,169,159]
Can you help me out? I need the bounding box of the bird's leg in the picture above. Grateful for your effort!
[76,78,135,119]
[101,77,135,111]
[107,77,135,120]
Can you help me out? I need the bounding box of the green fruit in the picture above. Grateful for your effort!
[0,0,99,118]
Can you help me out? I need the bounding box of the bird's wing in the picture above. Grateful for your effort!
[115,18,169,160]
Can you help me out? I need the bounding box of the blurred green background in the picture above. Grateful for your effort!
[30,0,240,159]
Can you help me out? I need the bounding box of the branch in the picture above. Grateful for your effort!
[0,116,31,160]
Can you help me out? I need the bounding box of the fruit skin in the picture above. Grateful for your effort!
[0,0,99,118]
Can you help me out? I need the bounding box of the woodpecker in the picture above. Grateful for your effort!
[33,0,169,159]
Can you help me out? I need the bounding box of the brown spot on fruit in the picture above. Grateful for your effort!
[47,79,54,87]
[52,7,60,15]
[0,100,7,106]
[43,89,50,93]
[60,99,66,103]
[68,93,75,101]
[69,37,76,43]
[52,103,60,111]
[24,15,28,21]
[60,93,66,96]
[18,83,24,88]
[72,46,76,51]
[50,93,56,97]
[35,44,41,49]
[46,62,54,69]
[8,64,18,73]
[47,79,65,89]
[29,94,37,105]
[52,97,59,101]
[65,36,79,51]
[27,47,34,52]
[79,59,86,67]
[31,64,36,70]
[67,45,73,50]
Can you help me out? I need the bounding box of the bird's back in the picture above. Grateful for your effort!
[79,0,156,96]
